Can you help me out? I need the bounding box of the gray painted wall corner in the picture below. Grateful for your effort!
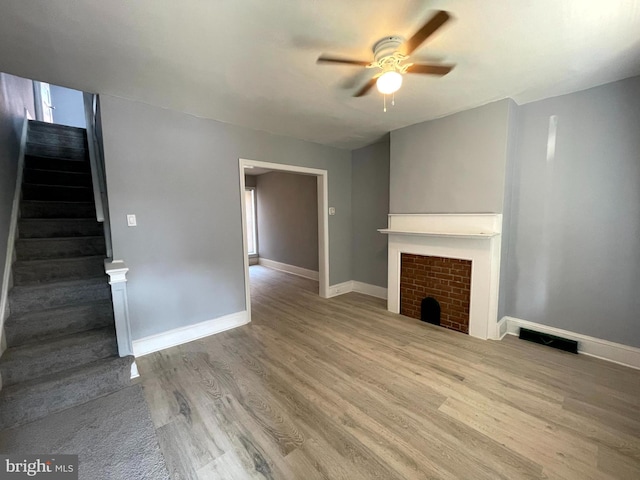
[351,136,390,287]
[498,99,520,319]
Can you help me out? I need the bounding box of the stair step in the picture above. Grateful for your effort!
[23,168,92,188]
[25,155,89,173]
[4,301,114,347]
[0,355,133,430]
[26,142,87,161]
[9,277,111,315]
[19,218,103,238]
[20,200,95,219]
[0,327,117,387]
[22,183,93,202]
[28,120,87,138]
[16,236,105,260]
[13,255,106,286]
[26,129,87,150]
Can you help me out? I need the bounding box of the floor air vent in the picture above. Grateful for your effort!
[519,327,578,354]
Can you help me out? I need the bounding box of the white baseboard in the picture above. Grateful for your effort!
[258,258,319,281]
[352,281,388,300]
[502,316,640,370]
[496,317,508,340]
[327,280,388,300]
[132,310,249,357]
[130,361,139,379]
[327,280,353,298]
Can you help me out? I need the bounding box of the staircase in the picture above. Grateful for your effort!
[0,121,133,431]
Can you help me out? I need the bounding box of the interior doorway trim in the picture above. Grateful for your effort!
[238,158,330,322]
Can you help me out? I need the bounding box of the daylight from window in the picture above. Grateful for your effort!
[245,188,257,255]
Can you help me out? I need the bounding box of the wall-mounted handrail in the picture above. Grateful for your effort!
[83,93,112,258]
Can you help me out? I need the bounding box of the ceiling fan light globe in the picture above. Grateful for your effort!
[376,71,403,94]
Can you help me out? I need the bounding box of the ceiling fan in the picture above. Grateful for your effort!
[317,10,455,99]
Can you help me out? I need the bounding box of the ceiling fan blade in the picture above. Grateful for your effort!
[354,77,377,97]
[404,10,451,56]
[317,56,371,66]
[407,64,454,76]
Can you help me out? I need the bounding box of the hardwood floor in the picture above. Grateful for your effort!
[138,265,640,479]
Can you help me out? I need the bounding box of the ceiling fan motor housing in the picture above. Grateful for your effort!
[373,36,404,63]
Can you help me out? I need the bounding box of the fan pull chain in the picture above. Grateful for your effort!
[383,94,387,113]
[392,92,395,106]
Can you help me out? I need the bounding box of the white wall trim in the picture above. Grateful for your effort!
[1,109,30,350]
[132,310,248,357]
[326,280,388,300]
[258,257,319,281]
[352,281,388,300]
[496,316,508,340]
[327,281,353,298]
[502,316,640,370]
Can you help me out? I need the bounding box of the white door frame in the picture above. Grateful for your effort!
[238,158,330,321]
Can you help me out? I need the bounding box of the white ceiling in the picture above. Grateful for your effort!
[1,0,639,149]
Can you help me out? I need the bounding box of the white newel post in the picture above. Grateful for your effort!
[104,260,134,357]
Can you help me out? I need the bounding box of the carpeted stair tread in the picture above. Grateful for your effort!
[5,301,114,347]
[19,218,103,238]
[22,183,93,202]
[25,155,90,173]
[23,168,92,187]
[28,120,87,137]
[26,129,87,149]
[0,326,118,387]
[13,255,106,286]
[0,355,133,430]
[26,142,87,161]
[9,277,111,315]
[0,120,129,434]
[20,200,95,219]
[16,236,105,260]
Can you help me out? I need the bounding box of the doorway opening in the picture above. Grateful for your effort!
[238,159,329,322]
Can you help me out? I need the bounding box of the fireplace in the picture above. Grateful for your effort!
[400,254,472,334]
[379,214,502,340]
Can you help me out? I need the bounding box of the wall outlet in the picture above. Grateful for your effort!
[127,214,137,227]
[329,207,336,216]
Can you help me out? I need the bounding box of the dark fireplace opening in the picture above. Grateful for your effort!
[420,297,441,326]
[400,253,471,334]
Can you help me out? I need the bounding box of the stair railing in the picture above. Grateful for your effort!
[83,93,112,257]
[84,94,134,361]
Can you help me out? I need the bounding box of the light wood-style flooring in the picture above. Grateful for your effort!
[138,265,640,479]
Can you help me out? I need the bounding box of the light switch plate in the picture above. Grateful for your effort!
[329,207,336,216]
[127,214,137,227]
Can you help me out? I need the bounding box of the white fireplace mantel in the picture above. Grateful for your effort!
[381,214,502,340]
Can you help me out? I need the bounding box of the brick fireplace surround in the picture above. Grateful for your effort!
[380,214,503,340]
[400,254,472,334]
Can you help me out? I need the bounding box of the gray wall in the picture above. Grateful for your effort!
[503,76,640,347]
[256,172,318,271]
[351,137,390,288]
[390,99,513,214]
[100,95,351,340]
[50,85,86,128]
[0,73,34,319]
